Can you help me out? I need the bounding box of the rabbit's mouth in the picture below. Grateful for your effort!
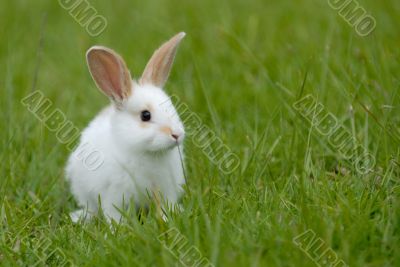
[145,140,179,154]
[161,141,180,151]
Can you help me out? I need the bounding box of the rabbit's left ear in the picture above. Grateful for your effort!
[86,46,133,104]
[140,32,186,88]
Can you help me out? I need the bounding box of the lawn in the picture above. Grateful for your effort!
[0,0,399,266]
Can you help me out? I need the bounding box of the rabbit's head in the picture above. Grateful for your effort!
[86,32,186,153]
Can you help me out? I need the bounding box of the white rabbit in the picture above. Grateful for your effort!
[65,32,187,222]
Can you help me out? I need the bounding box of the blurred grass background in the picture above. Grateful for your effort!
[0,0,399,266]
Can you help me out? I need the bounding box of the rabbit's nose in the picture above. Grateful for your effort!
[170,127,184,142]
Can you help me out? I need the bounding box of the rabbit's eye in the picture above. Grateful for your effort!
[140,110,151,122]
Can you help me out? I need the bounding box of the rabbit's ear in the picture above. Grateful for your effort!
[86,46,132,104]
[140,32,186,88]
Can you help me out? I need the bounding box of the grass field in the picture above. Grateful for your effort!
[1,0,399,266]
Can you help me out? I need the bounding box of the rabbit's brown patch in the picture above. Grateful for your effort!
[140,122,150,128]
[160,126,172,135]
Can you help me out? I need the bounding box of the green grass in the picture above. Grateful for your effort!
[1,0,399,266]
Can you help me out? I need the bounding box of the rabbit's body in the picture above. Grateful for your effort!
[65,33,187,222]
[66,104,185,221]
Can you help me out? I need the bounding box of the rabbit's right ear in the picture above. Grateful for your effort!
[86,46,133,105]
[140,32,186,88]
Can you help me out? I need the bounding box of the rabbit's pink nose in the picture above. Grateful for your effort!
[171,134,179,140]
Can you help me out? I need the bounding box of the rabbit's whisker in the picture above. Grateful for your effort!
[177,143,187,184]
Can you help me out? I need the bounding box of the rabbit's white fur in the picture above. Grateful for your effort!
[65,33,186,222]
